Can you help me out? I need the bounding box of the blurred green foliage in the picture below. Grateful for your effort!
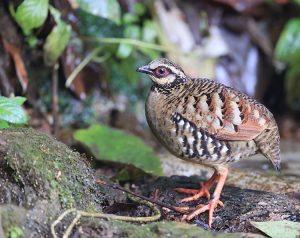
[0,96,28,129]
[74,0,160,102]
[74,124,163,176]
[12,0,49,35]
[275,18,300,110]
[77,0,121,24]
[43,7,72,66]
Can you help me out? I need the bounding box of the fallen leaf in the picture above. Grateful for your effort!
[3,39,29,91]
[251,220,300,238]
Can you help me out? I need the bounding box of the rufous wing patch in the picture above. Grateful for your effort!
[215,117,268,141]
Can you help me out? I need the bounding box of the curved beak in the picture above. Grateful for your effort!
[136,65,153,75]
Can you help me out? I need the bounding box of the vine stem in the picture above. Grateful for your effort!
[65,47,106,88]
[80,36,182,54]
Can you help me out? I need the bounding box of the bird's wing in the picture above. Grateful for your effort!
[176,80,270,141]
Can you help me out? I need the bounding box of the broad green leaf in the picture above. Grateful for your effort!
[295,0,300,5]
[76,0,121,24]
[0,96,27,124]
[251,221,300,238]
[275,18,300,64]
[43,11,71,66]
[117,43,132,59]
[74,124,163,176]
[15,0,49,34]
[11,96,27,106]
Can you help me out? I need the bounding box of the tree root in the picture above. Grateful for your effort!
[51,192,161,238]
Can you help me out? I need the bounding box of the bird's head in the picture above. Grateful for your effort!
[137,58,187,88]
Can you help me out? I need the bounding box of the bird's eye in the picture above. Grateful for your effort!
[154,67,170,77]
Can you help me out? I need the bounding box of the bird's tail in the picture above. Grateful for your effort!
[255,123,281,171]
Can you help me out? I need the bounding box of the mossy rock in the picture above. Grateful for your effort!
[0,128,109,237]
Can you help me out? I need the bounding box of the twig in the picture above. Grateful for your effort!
[63,212,81,238]
[52,63,59,137]
[65,47,104,88]
[96,179,190,214]
[51,208,77,238]
[80,36,194,56]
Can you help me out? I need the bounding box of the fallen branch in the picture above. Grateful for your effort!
[96,179,190,214]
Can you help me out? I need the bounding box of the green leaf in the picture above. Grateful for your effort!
[77,8,122,38]
[295,0,300,5]
[117,43,132,59]
[11,96,27,106]
[27,34,38,48]
[285,62,300,108]
[124,25,141,39]
[251,221,300,238]
[8,226,23,238]
[123,13,139,25]
[0,120,10,129]
[74,124,163,176]
[133,2,146,16]
[76,0,121,24]
[0,96,28,124]
[142,20,157,43]
[43,9,71,66]
[275,18,300,64]
[14,0,49,34]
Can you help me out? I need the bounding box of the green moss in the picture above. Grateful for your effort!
[0,205,27,238]
[7,226,23,238]
[0,128,104,210]
[82,220,240,238]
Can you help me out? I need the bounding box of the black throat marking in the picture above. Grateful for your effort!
[151,76,188,95]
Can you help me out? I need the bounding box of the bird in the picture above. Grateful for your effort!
[137,58,281,227]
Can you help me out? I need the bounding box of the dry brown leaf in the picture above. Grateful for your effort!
[2,39,28,92]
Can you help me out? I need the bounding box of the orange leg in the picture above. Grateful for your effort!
[181,167,228,227]
[175,171,218,201]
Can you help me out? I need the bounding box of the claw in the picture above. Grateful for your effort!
[176,167,229,228]
[178,182,211,202]
[183,199,224,227]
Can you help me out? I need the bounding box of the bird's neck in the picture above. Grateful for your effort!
[151,77,190,95]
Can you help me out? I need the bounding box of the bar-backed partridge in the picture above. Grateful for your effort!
[137,58,280,227]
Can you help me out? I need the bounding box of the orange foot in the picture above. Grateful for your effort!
[176,167,228,228]
[182,199,224,227]
[175,171,218,202]
[175,182,211,202]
